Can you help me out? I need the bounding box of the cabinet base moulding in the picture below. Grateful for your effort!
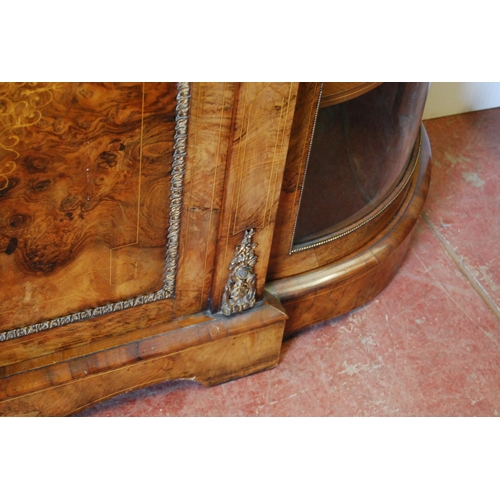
[0,300,287,416]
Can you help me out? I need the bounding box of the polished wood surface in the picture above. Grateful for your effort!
[0,82,299,416]
[174,83,236,316]
[267,83,323,278]
[210,83,299,312]
[0,83,177,332]
[0,298,287,416]
[0,82,431,416]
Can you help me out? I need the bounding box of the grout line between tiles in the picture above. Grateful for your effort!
[422,212,500,323]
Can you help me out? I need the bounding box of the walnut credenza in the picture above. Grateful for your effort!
[0,83,431,415]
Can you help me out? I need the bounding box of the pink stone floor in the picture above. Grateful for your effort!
[76,108,500,417]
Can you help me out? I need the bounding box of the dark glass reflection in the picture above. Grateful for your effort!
[293,82,428,247]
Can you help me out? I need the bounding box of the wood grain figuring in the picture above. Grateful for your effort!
[210,83,299,312]
[0,298,287,416]
[0,299,175,372]
[0,83,178,332]
[175,83,236,315]
[266,127,431,337]
[268,83,322,278]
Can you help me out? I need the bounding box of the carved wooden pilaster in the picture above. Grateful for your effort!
[210,83,299,313]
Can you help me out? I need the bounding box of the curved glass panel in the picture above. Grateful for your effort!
[293,82,428,247]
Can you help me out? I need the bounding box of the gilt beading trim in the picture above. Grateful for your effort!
[164,82,190,296]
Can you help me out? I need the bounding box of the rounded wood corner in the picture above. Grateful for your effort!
[265,125,432,338]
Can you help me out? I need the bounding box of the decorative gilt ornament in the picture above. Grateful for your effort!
[221,229,257,316]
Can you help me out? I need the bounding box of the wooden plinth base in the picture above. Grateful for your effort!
[0,300,287,416]
[266,127,432,338]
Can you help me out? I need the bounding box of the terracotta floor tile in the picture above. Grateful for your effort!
[77,108,500,417]
[424,108,500,309]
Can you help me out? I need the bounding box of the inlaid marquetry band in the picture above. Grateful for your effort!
[0,82,191,343]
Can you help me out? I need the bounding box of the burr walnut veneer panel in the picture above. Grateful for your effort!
[0,83,177,332]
